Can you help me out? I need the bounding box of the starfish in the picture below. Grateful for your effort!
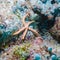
[13,13,40,40]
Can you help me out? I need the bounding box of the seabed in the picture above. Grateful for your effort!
[0,0,60,60]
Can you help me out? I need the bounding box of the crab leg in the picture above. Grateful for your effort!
[13,27,26,35]
[29,27,40,36]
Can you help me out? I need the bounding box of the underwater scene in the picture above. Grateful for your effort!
[0,0,60,60]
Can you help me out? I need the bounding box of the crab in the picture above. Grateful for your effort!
[13,13,40,40]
